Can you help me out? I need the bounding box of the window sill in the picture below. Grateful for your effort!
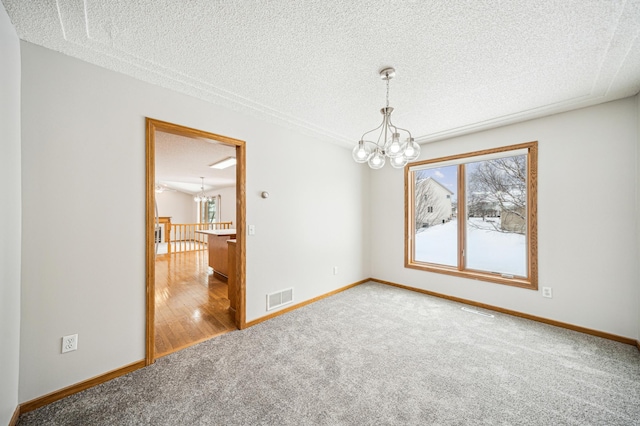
[405,261,537,290]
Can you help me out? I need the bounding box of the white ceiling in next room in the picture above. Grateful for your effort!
[155,131,236,194]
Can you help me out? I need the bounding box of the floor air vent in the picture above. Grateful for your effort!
[461,307,495,318]
[267,288,294,311]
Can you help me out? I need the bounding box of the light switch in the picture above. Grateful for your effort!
[248,225,255,235]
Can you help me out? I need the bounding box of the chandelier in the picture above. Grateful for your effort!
[193,177,213,203]
[352,67,421,169]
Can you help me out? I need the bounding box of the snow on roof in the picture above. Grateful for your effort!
[418,177,454,195]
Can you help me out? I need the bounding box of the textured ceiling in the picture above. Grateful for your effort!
[155,131,236,193]
[3,0,640,147]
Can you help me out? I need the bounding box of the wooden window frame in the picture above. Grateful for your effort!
[405,141,538,290]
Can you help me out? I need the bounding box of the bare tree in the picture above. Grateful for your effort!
[467,155,527,234]
[467,192,499,221]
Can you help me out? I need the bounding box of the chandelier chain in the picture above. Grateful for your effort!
[386,77,390,108]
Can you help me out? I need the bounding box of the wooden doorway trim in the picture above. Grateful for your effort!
[145,118,246,365]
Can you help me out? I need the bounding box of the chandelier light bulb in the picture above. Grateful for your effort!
[390,155,408,169]
[404,138,421,161]
[368,149,386,169]
[352,140,371,163]
[387,133,402,158]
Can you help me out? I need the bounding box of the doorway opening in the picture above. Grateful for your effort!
[145,118,246,365]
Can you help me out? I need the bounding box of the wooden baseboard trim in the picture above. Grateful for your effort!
[371,278,637,347]
[19,359,146,415]
[212,271,228,282]
[636,340,640,352]
[8,405,20,426]
[245,279,370,328]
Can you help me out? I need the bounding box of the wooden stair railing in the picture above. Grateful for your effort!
[164,222,233,254]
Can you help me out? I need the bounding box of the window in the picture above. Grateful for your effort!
[199,195,220,223]
[405,141,537,289]
[206,198,217,223]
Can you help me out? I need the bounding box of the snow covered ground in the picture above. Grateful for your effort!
[414,218,526,276]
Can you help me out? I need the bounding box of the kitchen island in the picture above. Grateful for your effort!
[195,229,237,279]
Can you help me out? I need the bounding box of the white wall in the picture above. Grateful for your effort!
[209,185,236,225]
[19,42,370,402]
[371,97,640,340]
[0,4,21,424]
[156,190,197,224]
[244,126,370,320]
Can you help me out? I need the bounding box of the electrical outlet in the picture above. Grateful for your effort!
[62,334,78,353]
[542,287,553,298]
[333,266,338,275]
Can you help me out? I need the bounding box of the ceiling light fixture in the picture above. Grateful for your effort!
[155,183,176,193]
[193,177,213,203]
[352,67,421,169]
[209,157,237,169]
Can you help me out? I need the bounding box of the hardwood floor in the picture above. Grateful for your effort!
[154,249,236,358]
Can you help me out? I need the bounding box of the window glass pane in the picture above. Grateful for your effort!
[201,198,218,223]
[207,199,216,223]
[465,155,527,276]
[414,165,458,267]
